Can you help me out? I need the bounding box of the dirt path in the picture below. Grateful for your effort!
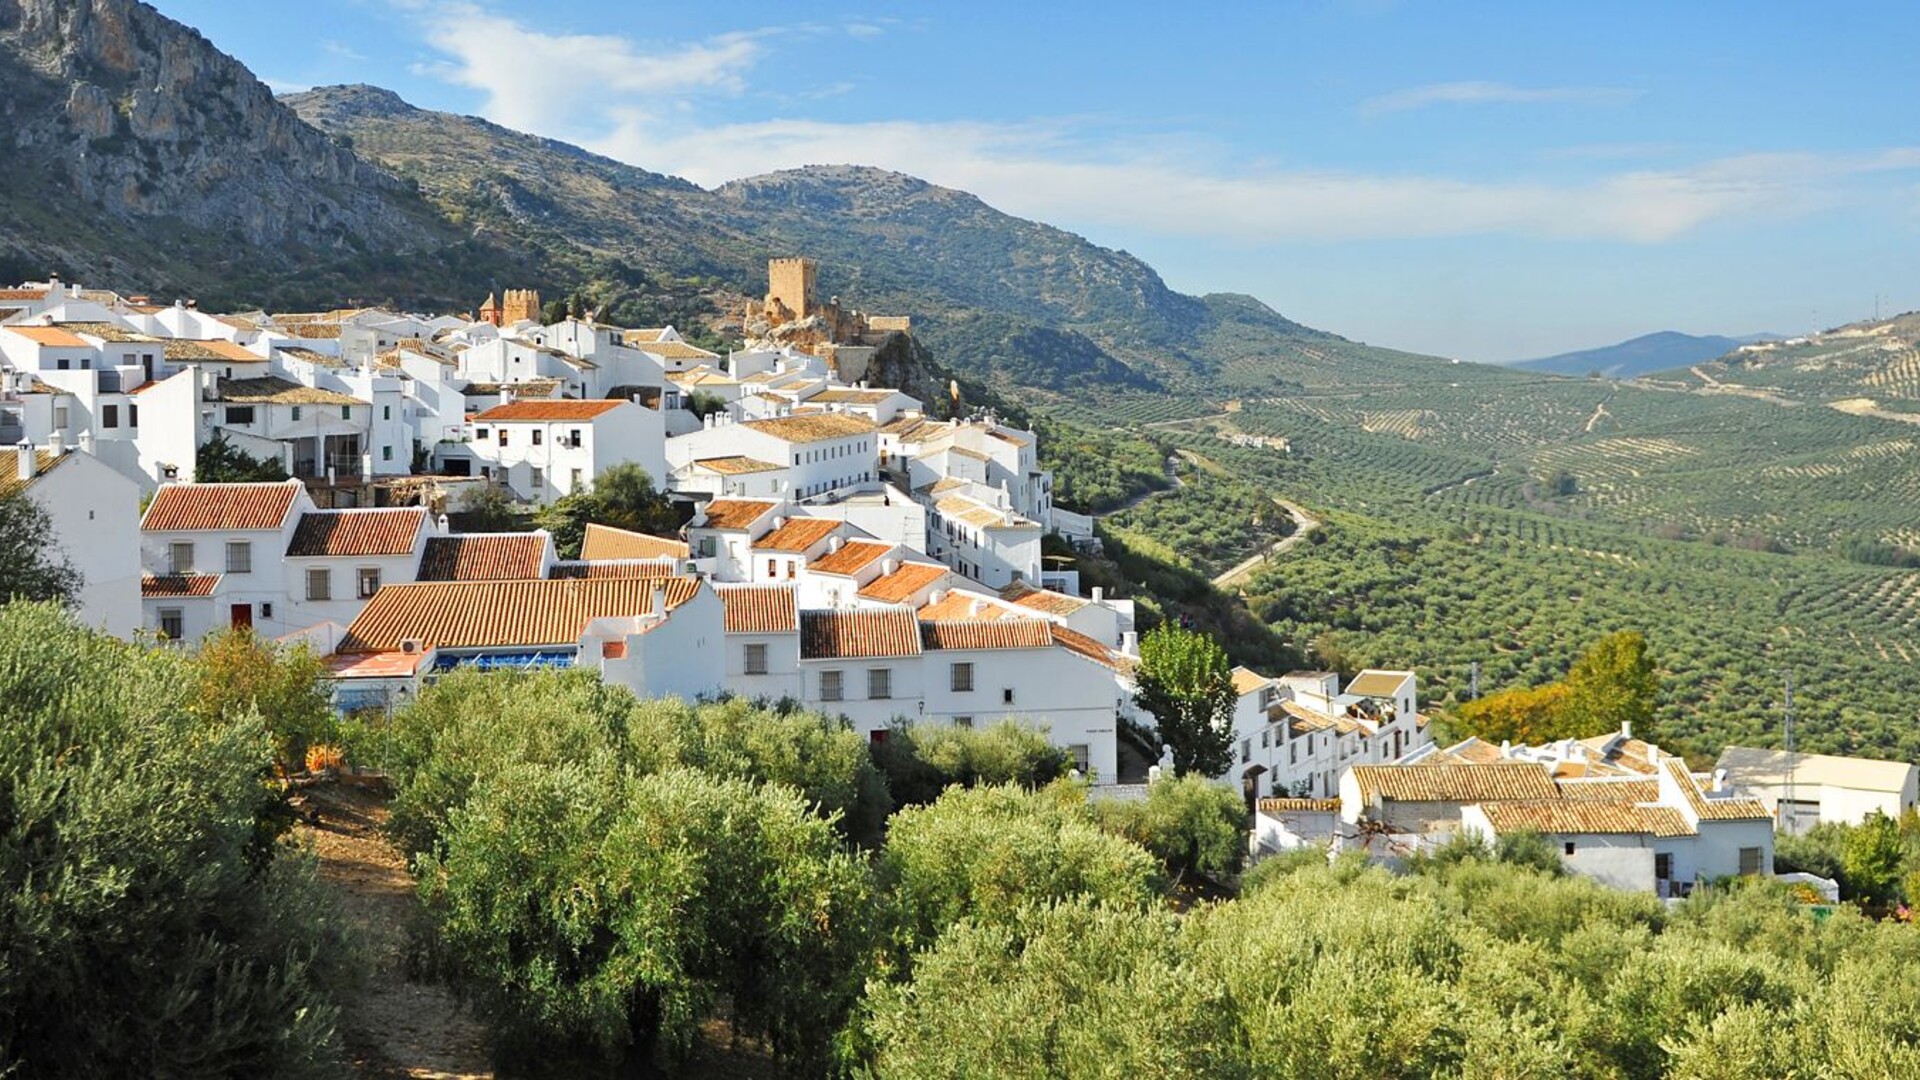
[1584,399,1612,433]
[298,782,494,1080]
[1212,496,1321,589]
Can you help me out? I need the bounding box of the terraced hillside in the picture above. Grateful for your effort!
[1047,364,1920,762]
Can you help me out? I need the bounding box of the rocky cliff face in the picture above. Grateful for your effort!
[0,0,437,282]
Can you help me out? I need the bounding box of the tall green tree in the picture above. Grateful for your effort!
[1559,630,1659,737]
[0,602,346,1076]
[535,463,680,558]
[0,488,80,607]
[1840,811,1906,906]
[1133,622,1237,776]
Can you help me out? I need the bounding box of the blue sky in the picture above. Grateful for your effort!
[156,1,1920,361]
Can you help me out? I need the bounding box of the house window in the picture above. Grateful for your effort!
[820,669,843,702]
[951,662,973,692]
[225,541,251,574]
[226,406,257,425]
[54,406,68,429]
[954,716,973,729]
[743,643,768,675]
[158,608,184,640]
[128,404,138,428]
[306,568,331,601]
[1260,730,1270,749]
[568,429,582,447]
[498,429,509,446]
[102,404,118,429]
[382,446,393,461]
[357,568,381,599]
[169,541,194,575]
[868,667,891,700]
[1002,687,1014,705]
[1241,739,1251,764]
[341,405,352,420]
[1564,842,1576,856]
[1655,853,1673,881]
[56,358,68,370]
[1068,744,1091,773]
[767,558,777,578]
[1290,742,1298,765]
[571,469,582,490]
[1738,847,1764,875]
[291,406,302,421]
[532,429,543,446]
[475,428,489,440]
[383,405,391,420]
[530,466,544,488]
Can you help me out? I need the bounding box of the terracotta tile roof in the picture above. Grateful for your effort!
[1257,797,1342,814]
[1576,734,1660,775]
[215,377,365,406]
[879,415,947,438]
[858,562,951,604]
[636,340,718,360]
[718,584,798,633]
[800,608,922,659]
[692,455,783,475]
[1424,738,1510,766]
[288,324,343,339]
[918,590,1020,622]
[739,413,876,444]
[0,449,67,499]
[1663,760,1774,822]
[2,326,89,348]
[697,499,778,531]
[1048,623,1120,670]
[1000,581,1090,616]
[1553,778,1662,802]
[548,559,678,579]
[986,428,1032,447]
[327,651,429,679]
[1350,762,1559,805]
[935,495,1037,531]
[473,399,626,422]
[286,509,426,557]
[1346,670,1414,698]
[580,523,689,561]
[754,517,842,553]
[56,321,156,343]
[141,573,221,597]
[339,577,701,653]
[807,539,893,577]
[0,288,48,301]
[919,619,1053,651]
[1231,666,1273,697]
[417,534,549,581]
[142,481,302,531]
[1479,800,1695,838]
[809,388,900,404]
[165,339,263,363]
[280,346,345,367]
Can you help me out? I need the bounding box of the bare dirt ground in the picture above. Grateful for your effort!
[297,782,494,1080]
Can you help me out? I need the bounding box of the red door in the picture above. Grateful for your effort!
[230,604,253,630]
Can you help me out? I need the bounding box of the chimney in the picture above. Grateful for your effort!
[77,430,94,455]
[1712,768,1729,793]
[16,442,35,481]
[435,513,450,534]
[1619,720,1632,741]
[828,536,844,554]
[651,582,668,614]
[1091,586,1104,603]
[968,597,986,617]
[883,558,900,578]
[1121,630,1138,655]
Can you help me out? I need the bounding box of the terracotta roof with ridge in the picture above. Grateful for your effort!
[473,399,626,422]
[0,449,68,499]
[800,608,922,659]
[1663,760,1774,821]
[753,517,842,553]
[142,481,302,531]
[1350,762,1559,804]
[739,413,876,443]
[807,539,893,577]
[580,523,689,561]
[858,562,951,604]
[919,619,1053,651]
[1478,800,1695,838]
[417,534,549,581]
[718,584,799,633]
[286,509,426,557]
[696,499,778,531]
[339,577,701,653]
[141,573,222,597]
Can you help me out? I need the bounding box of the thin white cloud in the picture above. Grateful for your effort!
[1362,80,1642,117]
[321,39,367,62]
[397,5,1920,246]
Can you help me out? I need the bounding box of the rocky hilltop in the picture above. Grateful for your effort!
[0,0,446,289]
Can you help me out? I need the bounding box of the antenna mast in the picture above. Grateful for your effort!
[1781,671,1796,832]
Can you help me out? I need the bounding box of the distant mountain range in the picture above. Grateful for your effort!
[1509,331,1781,379]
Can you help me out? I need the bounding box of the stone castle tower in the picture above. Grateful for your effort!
[478,288,543,326]
[764,257,817,323]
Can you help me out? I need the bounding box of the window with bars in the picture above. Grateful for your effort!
[819,669,843,702]
[743,643,768,675]
[169,541,194,575]
[225,541,251,574]
[158,608,183,640]
[951,662,973,692]
[357,568,381,599]
[307,568,331,601]
[868,667,891,700]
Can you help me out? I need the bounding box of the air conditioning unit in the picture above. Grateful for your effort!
[399,637,425,655]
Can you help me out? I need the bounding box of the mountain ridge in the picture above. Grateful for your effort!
[1510,330,1764,379]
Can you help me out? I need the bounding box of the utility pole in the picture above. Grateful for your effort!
[1469,660,1480,701]
[1781,671,1796,834]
